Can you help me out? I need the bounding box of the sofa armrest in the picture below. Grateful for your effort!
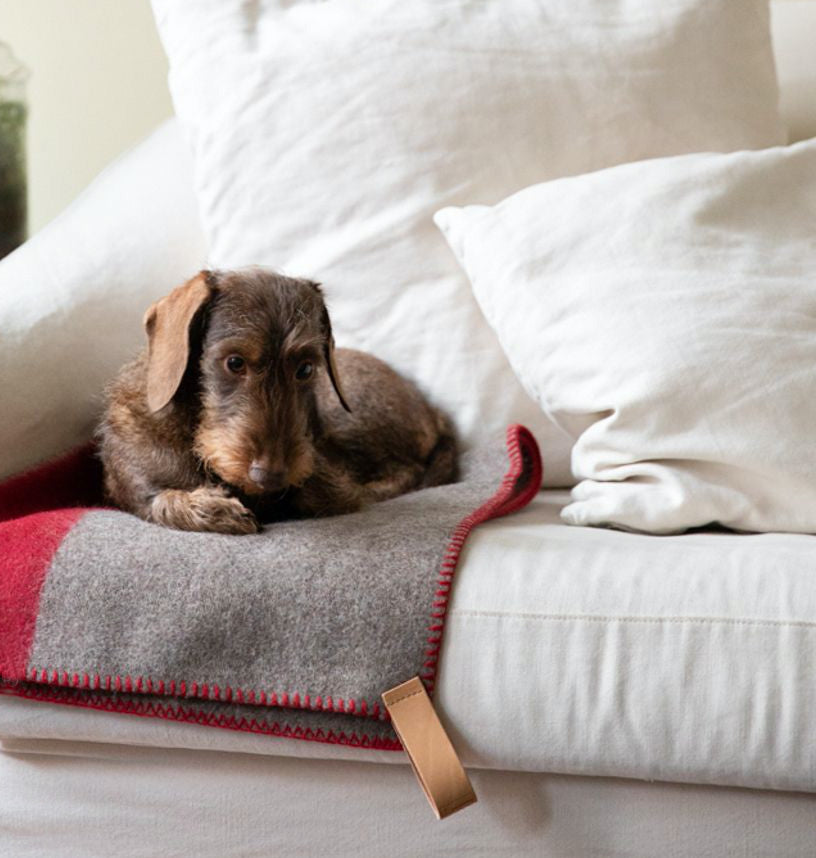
[0,119,207,480]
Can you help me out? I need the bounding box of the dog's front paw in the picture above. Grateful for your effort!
[149,487,260,535]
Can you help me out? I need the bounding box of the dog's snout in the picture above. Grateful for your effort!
[249,460,287,491]
[248,464,267,486]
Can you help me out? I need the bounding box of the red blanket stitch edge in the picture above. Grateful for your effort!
[0,425,541,748]
[0,682,402,751]
[420,424,541,695]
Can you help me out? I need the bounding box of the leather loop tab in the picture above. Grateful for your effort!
[382,676,477,820]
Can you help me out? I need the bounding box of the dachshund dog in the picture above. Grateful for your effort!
[98,268,457,534]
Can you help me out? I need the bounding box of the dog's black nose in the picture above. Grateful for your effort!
[249,463,286,492]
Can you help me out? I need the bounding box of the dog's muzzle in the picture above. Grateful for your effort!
[249,462,287,493]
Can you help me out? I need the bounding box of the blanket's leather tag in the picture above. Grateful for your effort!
[382,677,477,820]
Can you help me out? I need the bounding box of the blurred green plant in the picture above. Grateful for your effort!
[0,42,28,260]
[0,99,26,259]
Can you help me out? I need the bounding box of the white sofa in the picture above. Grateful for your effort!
[2,3,816,855]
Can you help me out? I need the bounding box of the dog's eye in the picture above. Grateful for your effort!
[225,355,246,374]
[295,360,314,381]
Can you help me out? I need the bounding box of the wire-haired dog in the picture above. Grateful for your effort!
[98,268,458,534]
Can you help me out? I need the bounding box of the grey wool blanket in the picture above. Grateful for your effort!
[0,426,541,750]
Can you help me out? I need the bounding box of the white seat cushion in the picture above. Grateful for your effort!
[5,493,816,793]
[439,493,816,791]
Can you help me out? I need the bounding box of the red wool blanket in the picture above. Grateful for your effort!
[0,426,541,749]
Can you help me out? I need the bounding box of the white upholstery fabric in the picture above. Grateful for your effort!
[443,495,816,791]
[436,140,816,534]
[5,493,816,793]
[149,0,784,486]
[0,120,207,480]
[3,742,816,858]
[0,0,815,815]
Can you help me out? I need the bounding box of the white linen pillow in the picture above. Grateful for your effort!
[151,0,784,487]
[435,139,816,534]
[0,121,207,480]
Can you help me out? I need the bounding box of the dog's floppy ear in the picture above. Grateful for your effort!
[143,271,213,413]
[314,292,351,413]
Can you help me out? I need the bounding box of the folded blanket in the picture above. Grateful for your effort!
[0,426,541,750]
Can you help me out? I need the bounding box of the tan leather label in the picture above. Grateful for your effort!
[382,677,477,820]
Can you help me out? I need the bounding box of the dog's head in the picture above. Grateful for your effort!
[142,268,350,496]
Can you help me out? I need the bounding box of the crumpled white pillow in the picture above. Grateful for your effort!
[0,121,207,480]
[150,0,784,487]
[435,139,816,534]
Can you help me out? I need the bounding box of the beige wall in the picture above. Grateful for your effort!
[0,0,172,233]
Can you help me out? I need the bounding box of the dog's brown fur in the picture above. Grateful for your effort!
[98,268,457,534]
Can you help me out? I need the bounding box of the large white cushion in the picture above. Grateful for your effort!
[0,121,207,481]
[4,492,816,794]
[151,0,784,486]
[436,139,816,534]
